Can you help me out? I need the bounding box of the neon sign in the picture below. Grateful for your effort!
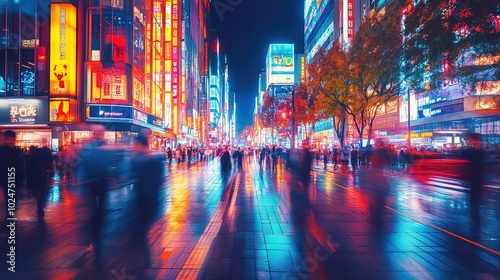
[50,4,76,96]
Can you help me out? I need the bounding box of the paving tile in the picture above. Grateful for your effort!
[0,159,497,278]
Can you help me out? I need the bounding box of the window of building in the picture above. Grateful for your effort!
[20,49,35,96]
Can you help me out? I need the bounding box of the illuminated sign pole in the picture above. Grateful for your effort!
[49,3,77,123]
[407,89,411,148]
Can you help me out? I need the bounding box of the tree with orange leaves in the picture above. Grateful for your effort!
[309,3,405,148]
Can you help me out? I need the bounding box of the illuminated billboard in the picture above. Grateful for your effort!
[304,0,330,42]
[90,64,128,104]
[0,99,48,124]
[49,99,77,122]
[267,44,295,86]
[50,4,77,97]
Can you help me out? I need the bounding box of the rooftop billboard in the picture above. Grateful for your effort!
[266,44,295,86]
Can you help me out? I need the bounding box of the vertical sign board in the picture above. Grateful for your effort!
[50,4,76,97]
[300,56,306,84]
[347,0,354,38]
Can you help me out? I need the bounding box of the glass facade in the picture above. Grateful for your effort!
[0,0,50,97]
[86,0,165,119]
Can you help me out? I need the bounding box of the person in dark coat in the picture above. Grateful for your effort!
[220,146,232,174]
[461,133,485,222]
[167,147,173,166]
[232,147,243,171]
[351,147,359,170]
[32,139,53,217]
[0,131,21,219]
[79,129,112,222]
[132,134,164,266]
[299,143,313,186]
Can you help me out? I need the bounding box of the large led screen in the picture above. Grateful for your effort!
[305,0,329,41]
[267,44,295,85]
[50,4,77,97]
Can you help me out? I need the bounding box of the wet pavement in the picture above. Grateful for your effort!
[0,157,499,279]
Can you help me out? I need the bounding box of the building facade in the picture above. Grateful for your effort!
[0,0,213,150]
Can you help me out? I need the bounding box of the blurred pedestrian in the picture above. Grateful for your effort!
[0,131,21,219]
[232,147,242,171]
[272,146,278,172]
[32,139,53,218]
[332,147,339,170]
[220,146,232,175]
[259,147,266,166]
[167,147,173,166]
[79,128,112,222]
[132,135,164,266]
[299,142,313,186]
[351,147,358,170]
[462,133,485,203]
[323,147,329,169]
[365,141,390,223]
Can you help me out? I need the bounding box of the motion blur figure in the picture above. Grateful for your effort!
[461,133,484,201]
[220,146,232,176]
[0,131,21,219]
[78,127,112,263]
[301,144,313,186]
[32,138,53,218]
[132,134,164,266]
[365,141,391,223]
[461,133,485,231]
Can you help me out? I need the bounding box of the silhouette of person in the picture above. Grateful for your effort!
[299,142,313,187]
[32,139,53,218]
[132,134,164,266]
[221,146,232,173]
[461,133,485,234]
[167,147,173,166]
[365,141,390,224]
[79,127,112,262]
[0,131,21,219]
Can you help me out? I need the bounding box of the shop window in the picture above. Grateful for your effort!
[90,9,101,61]
[20,49,35,96]
[102,10,131,63]
[20,0,35,46]
[6,1,20,48]
[0,2,7,48]
[6,49,19,96]
[0,50,5,95]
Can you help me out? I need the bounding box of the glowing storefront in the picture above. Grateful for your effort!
[0,0,52,148]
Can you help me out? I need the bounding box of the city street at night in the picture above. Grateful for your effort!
[0,158,498,279]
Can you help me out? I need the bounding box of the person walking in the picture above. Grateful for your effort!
[0,131,21,220]
[167,147,173,166]
[351,147,359,170]
[220,146,232,175]
[131,134,165,266]
[323,147,330,170]
[32,139,53,218]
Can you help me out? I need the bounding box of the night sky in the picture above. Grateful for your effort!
[211,0,304,133]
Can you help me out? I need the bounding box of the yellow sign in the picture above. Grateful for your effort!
[50,4,77,97]
[300,56,305,83]
[49,100,71,122]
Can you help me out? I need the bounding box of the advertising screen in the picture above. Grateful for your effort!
[49,99,76,122]
[88,105,132,119]
[304,0,329,41]
[90,64,128,104]
[50,4,77,97]
[267,44,295,85]
[0,99,48,124]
